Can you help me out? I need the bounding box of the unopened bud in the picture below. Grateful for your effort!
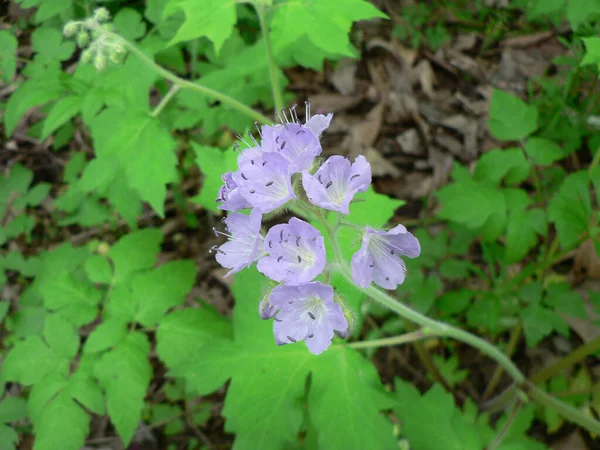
[94,53,106,71]
[63,21,78,37]
[109,50,124,64]
[334,294,354,339]
[80,48,94,64]
[259,295,277,320]
[94,7,110,22]
[101,23,114,32]
[76,31,89,48]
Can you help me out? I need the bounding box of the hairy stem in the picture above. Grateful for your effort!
[482,323,522,401]
[151,84,180,117]
[83,23,273,125]
[255,4,284,113]
[345,328,432,349]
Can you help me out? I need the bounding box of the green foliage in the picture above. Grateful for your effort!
[165,269,397,450]
[488,89,538,141]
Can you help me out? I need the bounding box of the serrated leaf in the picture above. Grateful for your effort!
[3,336,66,385]
[31,28,75,64]
[33,390,89,450]
[435,178,506,229]
[505,209,545,263]
[132,260,196,326]
[108,228,162,284]
[43,272,101,325]
[43,314,79,359]
[24,182,51,206]
[167,269,396,450]
[524,137,567,166]
[84,318,128,353]
[0,30,18,83]
[84,254,113,284]
[547,171,591,249]
[474,148,530,185]
[41,95,82,140]
[271,0,388,58]
[94,332,152,446]
[164,0,236,52]
[35,0,70,22]
[89,108,178,216]
[114,8,147,41]
[394,380,482,450]
[488,89,538,141]
[67,369,106,415]
[521,304,559,347]
[544,282,587,319]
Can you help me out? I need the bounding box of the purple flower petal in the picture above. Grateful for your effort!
[259,294,277,319]
[267,282,347,355]
[302,155,371,214]
[213,208,265,276]
[257,217,326,284]
[351,224,421,290]
[216,172,252,212]
[305,113,333,137]
[233,152,296,213]
[260,123,322,173]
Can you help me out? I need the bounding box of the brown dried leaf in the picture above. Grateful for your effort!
[364,147,401,177]
[331,59,358,96]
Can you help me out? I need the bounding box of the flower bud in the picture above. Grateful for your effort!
[109,50,124,64]
[93,53,106,71]
[94,7,110,22]
[80,48,94,64]
[333,293,354,339]
[258,294,277,320]
[101,23,114,32]
[63,21,78,37]
[76,31,90,48]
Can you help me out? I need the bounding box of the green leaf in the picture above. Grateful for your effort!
[33,390,89,450]
[436,289,473,316]
[4,78,64,137]
[31,28,75,64]
[435,178,506,229]
[164,0,236,52]
[505,209,546,263]
[84,318,128,353]
[271,0,388,58]
[0,396,28,423]
[191,144,238,212]
[41,96,83,140]
[67,368,106,415]
[547,171,591,249]
[521,304,559,347]
[157,305,232,368]
[43,314,79,359]
[35,0,70,22]
[114,8,147,41]
[528,0,565,19]
[0,30,18,83]
[488,89,538,141]
[108,228,162,284]
[544,282,587,319]
[439,259,471,279]
[167,269,397,450]
[524,137,567,166]
[94,332,152,446]
[0,302,9,324]
[24,182,51,206]
[132,260,197,326]
[89,108,178,216]
[42,272,101,326]
[567,0,600,30]
[431,355,468,388]
[0,423,18,450]
[394,380,482,450]
[345,187,405,228]
[474,148,530,185]
[3,336,66,385]
[84,254,113,284]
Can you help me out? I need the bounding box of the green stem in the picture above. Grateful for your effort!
[482,323,522,401]
[487,399,522,450]
[525,382,600,434]
[345,328,432,349]
[151,84,180,117]
[255,4,284,113]
[84,24,272,125]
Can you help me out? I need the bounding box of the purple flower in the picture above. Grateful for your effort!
[259,294,277,319]
[216,172,251,212]
[233,152,296,213]
[266,282,348,355]
[302,155,371,214]
[257,217,326,284]
[260,123,322,173]
[351,224,421,290]
[212,208,265,276]
[306,113,333,137]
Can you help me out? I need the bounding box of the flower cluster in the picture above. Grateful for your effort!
[212,104,420,354]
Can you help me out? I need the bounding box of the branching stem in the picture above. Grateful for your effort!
[80,23,273,125]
